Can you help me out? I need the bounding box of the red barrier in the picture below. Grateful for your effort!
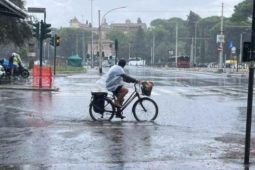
[32,65,52,87]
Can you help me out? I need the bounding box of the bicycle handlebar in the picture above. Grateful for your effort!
[134,81,142,92]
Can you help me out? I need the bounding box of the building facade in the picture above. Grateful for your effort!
[69,17,147,58]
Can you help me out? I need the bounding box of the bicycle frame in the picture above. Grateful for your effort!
[110,83,141,113]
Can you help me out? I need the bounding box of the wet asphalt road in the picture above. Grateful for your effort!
[0,67,255,170]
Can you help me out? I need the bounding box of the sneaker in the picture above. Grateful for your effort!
[116,113,125,119]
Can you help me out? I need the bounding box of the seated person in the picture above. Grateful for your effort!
[105,59,139,115]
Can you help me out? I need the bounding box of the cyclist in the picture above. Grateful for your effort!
[105,59,139,118]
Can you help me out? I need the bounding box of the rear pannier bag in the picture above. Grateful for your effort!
[91,92,107,113]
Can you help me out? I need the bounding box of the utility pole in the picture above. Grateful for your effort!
[82,31,85,65]
[128,43,131,60]
[152,31,155,65]
[91,0,94,68]
[219,3,224,69]
[175,23,178,67]
[194,22,198,66]
[237,33,243,72]
[239,33,243,63]
[98,10,102,74]
[150,47,153,65]
[190,37,194,67]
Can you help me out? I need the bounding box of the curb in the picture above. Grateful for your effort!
[0,86,59,91]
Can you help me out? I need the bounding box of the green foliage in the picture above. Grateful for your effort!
[106,29,129,59]
[57,28,91,58]
[231,0,252,23]
[0,0,31,46]
[132,27,148,60]
[56,66,86,73]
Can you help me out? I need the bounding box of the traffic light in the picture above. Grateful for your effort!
[50,36,54,46]
[32,22,40,39]
[236,48,240,55]
[102,51,105,57]
[242,42,252,62]
[56,35,60,46]
[114,39,118,52]
[41,21,51,40]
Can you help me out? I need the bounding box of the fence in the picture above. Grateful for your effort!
[32,65,52,87]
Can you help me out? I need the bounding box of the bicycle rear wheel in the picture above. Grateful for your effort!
[132,97,158,121]
[89,98,115,121]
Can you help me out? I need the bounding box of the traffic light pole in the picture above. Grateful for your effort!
[39,21,43,88]
[53,35,57,75]
[32,19,51,88]
[244,0,255,165]
[244,62,254,165]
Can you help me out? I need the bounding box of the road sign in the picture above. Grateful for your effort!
[216,34,225,43]
[168,50,174,55]
[231,46,236,54]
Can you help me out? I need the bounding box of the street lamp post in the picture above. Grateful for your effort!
[98,10,102,73]
[194,22,198,66]
[98,6,127,74]
[219,3,224,70]
[191,20,200,67]
[91,0,94,68]
[175,23,178,67]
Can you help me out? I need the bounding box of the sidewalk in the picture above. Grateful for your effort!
[0,78,59,91]
[0,68,102,91]
[160,66,249,78]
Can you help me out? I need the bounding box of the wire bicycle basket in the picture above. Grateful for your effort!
[141,81,154,96]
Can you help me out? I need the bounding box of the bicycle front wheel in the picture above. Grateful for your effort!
[89,98,115,121]
[132,97,158,121]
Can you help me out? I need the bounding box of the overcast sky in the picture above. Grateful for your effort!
[25,0,244,28]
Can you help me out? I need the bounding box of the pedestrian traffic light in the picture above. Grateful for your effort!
[56,35,60,46]
[32,22,40,39]
[242,42,252,62]
[41,21,51,40]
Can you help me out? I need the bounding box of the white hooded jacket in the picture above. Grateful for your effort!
[105,65,125,92]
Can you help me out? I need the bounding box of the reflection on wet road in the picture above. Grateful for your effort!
[0,67,254,169]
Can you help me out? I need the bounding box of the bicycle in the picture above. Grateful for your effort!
[89,82,158,121]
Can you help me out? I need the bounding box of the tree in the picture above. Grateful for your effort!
[57,28,91,58]
[0,0,32,46]
[149,17,188,64]
[137,17,142,24]
[231,0,252,23]
[106,29,129,60]
[132,27,148,61]
[196,16,221,63]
